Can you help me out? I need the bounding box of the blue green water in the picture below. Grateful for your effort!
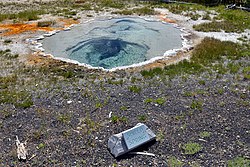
[42,17,183,69]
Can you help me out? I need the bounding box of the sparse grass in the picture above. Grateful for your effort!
[137,114,147,122]
[155,97,165,105]
[0,10,45,22]
[227,156,250,167]
[199,131,211,138]
[111,115,127,124]
[228,63,240,74]
[120,106,128,111]
[0,50,18,59]
[243,66,250,77]
[141,67,163,78]
[108,78,123,85]
[168,156,184,167]
[129,85,141,93]
[57,113,71,124]
[99,0,125,9]
[159,3,205,15]
[37,143,46,150]
[190,100,203,111]
[194,8,250,33]
[144,98,153,104]
[0,74,17,89]
[182,142,202,155]
[112,6,155,15]
[144,97,165,105]
[156,130,165,143]
[0,90,33,109]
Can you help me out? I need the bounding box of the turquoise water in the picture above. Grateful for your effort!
[42,17,183,69]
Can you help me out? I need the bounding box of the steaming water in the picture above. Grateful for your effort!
[42,17,183,69]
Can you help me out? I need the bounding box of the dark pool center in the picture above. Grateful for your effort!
[42,17,183,69]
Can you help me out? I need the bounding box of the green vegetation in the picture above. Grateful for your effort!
[137,114,147,121]
[37,143,46,150]
[99,0,125,9]
[0,90,33,109]
[57,113,71,124]
[156,130,165,143]
[112,6,155,15]
[141,67,163,78]
[111,115,128,124]
[144,97,165,105]
[0,50,18,59]
[199,131,211,138]
[190,100,203,110]
[243,66,250,80]
[182,142,202,155]
[107,78,123,85]
[167,156,184,167]
[158,3,205,15]
[3,39,12,44]
[129,85,142,93]
[227,157,250,167]
[0,10,45,22]
[155,97,165,105]
[194,8,250,33]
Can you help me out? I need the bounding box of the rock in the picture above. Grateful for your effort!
[108,123,156,157]
[16,136,27,160]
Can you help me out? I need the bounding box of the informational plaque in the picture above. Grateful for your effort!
[108,123,156,157]
[122,124,150,150]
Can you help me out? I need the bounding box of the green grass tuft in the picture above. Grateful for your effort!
[182,142,202,155]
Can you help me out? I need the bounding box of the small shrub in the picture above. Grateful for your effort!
[3,39,12,44]
[182,142,202,155]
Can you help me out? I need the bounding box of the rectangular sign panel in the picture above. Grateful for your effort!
[122,124,150,150]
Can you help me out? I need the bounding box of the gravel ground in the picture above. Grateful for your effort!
[0,51,249,166]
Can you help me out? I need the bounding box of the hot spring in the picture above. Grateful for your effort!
[42,17,184,69]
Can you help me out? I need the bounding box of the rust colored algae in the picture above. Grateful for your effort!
[0,19,79,36]
[0,23,55,36]
[158,14,176,23]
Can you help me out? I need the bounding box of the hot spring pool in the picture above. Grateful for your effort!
[42,17,183,69]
